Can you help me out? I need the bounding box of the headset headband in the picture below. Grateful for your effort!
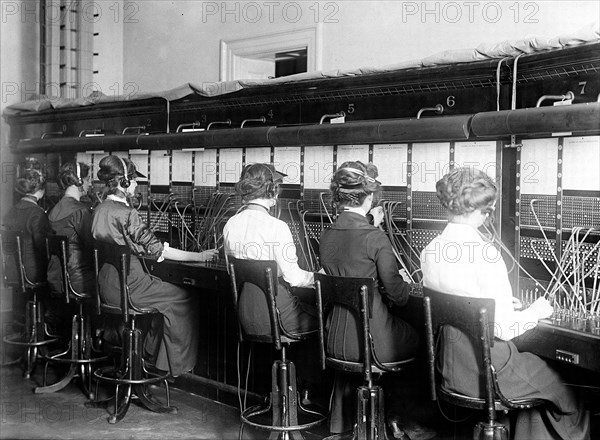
[262,163,275,182]
[245,163,286,182]
[118,157,128,179]
[338,167,377,184]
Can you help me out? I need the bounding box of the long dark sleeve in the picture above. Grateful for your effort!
[125,209,163,257]
[369,230,410,307]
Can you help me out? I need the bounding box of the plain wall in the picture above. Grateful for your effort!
[121,1,599,92]
[92,0,125,98]
[2,2,599,116]
[0,0,40,312]
[1,1,40,214]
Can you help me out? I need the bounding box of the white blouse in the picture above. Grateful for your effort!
[420,223,539,341]
[223,207,314,288]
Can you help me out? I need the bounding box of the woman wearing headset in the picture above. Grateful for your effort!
[47,161,95,298]
[92,155,218,376]
[222,163,322,404]
[222,163,318,336]
[3,168,52,285]
[3,168,54,327]
[319,161,426,438]
[421,167,589,440]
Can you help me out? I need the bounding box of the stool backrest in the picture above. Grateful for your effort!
[228,256,286,349]
[46,235,70,304]
[93,241,131,323]
[423,287,496,420]
[1,230,27,291]
[314,273,378,384]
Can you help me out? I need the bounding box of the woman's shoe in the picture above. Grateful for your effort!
[389,418,437,440]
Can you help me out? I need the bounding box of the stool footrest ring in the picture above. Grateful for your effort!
[3,334,58,347]
[241,401,327,433]
[93,365,171,385]
[42,354,109,364]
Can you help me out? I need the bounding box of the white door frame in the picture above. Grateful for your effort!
[220,25,322,81]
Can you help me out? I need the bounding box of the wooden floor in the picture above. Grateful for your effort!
[1,358,598,440]
[0,363,246,440]
[0,358,468,440]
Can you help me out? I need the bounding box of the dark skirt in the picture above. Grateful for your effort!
[47,254,96,296]
[237,281,318,337]
[327,312,419,434]
[98,256,199,376]
[440,326,590,440]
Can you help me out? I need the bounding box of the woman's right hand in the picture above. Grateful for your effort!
[398,268,412,283]
[198,249,219,262]
[528,296,553,320]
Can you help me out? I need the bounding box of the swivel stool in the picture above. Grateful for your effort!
[315,273,416,440]
[35,235,108,398]
[1,230,58,379]
[229,257,327,440]
[423,288,545,440]
[86,241,175,424]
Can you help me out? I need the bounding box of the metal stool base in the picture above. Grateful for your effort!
[2,300,59,379]
[85,326,176,424]
[474,421,509,440]
[322,385,389,440]
[240,359,326,440]
[35,313,108,399]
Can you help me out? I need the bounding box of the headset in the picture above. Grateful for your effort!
[117,156,130,188]
[338,167,377,184]
[258,164,278,198]
[482,202,496,218]
[75,162,83,186]
[244,163,277,198]
[265,164,277,198]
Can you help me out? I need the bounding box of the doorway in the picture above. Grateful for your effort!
[220,26,321,81]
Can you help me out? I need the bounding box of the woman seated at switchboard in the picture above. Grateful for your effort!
[47,161,96,299]
[2,168,64,329]
[223,163,324,404]
[92,155,218,377]
[223,162,318,336]
[420,167,590,440]
[319,161,428,437]
[3,168,52,285]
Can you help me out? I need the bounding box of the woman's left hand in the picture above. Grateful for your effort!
[369,206,384,228]
[398,268,412,283]
[512,296,523,310]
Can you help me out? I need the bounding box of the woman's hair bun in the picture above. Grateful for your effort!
[329,161,380,208]
[15,169,45,195]
[57,161,90,190]
[235,163,283,202]
[436,167,497,216]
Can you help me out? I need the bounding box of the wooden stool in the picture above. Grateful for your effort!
[1,230,58,379]
[35,235,108,398]
[85,241,175,424]
[229,257,327,440]
[315,273,416,440]
[423,288,545,440]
